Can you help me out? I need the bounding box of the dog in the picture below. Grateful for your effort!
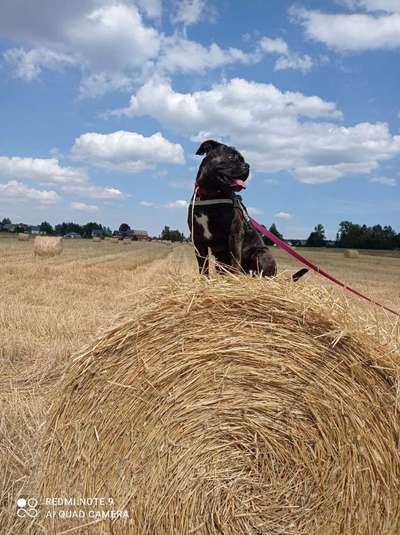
[188,140,278,277]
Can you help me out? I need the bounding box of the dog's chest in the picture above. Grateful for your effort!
[189,204,235,243]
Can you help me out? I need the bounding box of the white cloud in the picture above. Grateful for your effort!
[78,72,133,99]
[70,201,99,213]
[259,37,313,73]
[338,0,400,13]
[0,180,60,204]
[4,47,75,81]
[2,1,305,98]
[259,37,289,55]
[141,198,189,208]
[274,54,313,73]
[369,176,397,186]
[248,207,264,216]
[164,199,189,208]
[1,2,160,95]
[292,6,400,52]
[275,211,292,219]
[67,4,160,72]
[0,156,87,185]
[62,184,125,199]
[158,35,258,74]
[136,0,162,20]
[169,179,193,189]
[171,0,206,26]
[119,77,400,183]
[71,131,184,172]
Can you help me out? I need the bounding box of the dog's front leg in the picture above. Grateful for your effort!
[229,211,244,270]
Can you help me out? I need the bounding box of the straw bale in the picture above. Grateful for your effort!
[344,249,360,258]
[36,275,400,534]
[92,236,102,242]
[17,233,30,241]
[33,236,63,257]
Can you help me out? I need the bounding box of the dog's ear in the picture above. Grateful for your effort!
[195,140,220,155]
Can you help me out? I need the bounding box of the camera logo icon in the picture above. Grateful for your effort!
[17,497,39,518]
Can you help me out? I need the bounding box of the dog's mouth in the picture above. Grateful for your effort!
[231,179,246,191]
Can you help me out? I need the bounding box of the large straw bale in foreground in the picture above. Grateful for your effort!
[37,276,400,534]
[344,249,360,258]
[33,236,63,257]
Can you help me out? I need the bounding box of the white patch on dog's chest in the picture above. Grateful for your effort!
[195,214,212,240]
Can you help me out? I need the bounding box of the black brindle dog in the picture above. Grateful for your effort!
[188,140,307,281]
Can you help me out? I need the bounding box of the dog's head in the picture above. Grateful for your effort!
[195,140,250,193]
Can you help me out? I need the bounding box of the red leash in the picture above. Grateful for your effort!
[248,215,400,318]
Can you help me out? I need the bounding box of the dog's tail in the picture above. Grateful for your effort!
[292,267,308,282]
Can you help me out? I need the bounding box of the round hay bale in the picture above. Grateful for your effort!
[37,276,400,534]
[92,236,102,242]
[17,232,30,241]
[33,236,63,257]
[123,238,131,244]
[111,237,119,243]
[344,249,360,258]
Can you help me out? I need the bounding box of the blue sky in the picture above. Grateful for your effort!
[0,0,399,238]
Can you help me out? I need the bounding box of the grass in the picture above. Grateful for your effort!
[0,236,399,533]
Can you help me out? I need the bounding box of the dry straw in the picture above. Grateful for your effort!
[17,233,30,241]
[344,249,360,258]
[33,236,63,257]
[37,274,400,534]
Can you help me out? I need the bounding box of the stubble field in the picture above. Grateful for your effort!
[0,235,399,533]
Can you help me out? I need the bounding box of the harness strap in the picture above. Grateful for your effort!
[190,198,234,207]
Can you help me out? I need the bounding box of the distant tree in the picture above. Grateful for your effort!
[262,223,283,246]
[306,224,326,247]
[161,226,185,242]
[54,222,84,236]
[1,217,11,225]
[336,221,397,249]
[39,221,54,235]
[82,222,104,239]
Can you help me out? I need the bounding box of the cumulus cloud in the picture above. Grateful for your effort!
[0,156,87,185]
[369,176,397,186]
[70,201,99,212]
[62,184,125,199]
[136,0,162,20]
[164,200,189,208]
[259,37,313,73]
[0,180,60,204]
[118,77,400,183]
[0,0,267,97]
[71,131,184,172]
[171,0,208,27]
[158,35,258,74]
[337,0,400,13]
[4,47,75,81]
[141,199,189,208]
[274,211,292,219]
[292,6,400,52]
[1,1,315,97]
[0,2,159,93]
[248,207,264,216]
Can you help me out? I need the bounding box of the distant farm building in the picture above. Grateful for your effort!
[64,232,82,239]
[133,230,150,241]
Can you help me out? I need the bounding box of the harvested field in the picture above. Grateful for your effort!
[0,236,399,534]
